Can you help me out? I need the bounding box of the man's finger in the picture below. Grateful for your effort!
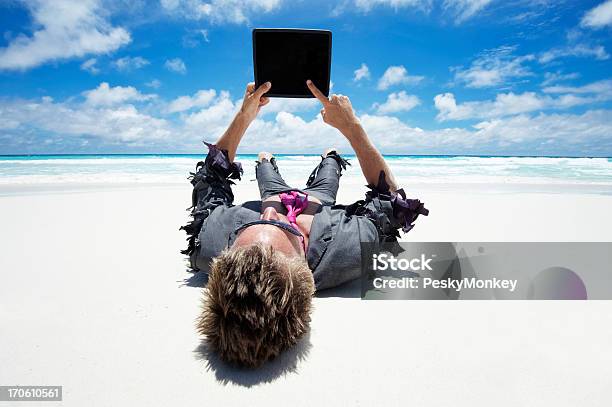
[260,97,270,107]
[253,82,271,98]
[246,82,255,95]
[307,79,329,105]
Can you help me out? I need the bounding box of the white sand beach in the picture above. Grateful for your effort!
[1,179,612,406]
[3,0,612,403]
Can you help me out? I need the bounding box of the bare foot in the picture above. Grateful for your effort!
[258,151,274,162]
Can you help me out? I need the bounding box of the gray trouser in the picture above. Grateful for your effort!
[255,154,343,205]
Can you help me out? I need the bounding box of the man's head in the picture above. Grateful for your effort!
[198,242,315,367]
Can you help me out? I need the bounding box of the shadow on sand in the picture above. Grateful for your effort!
[187,270,357,386]
[194,332,312,387]
[180,270,209,287]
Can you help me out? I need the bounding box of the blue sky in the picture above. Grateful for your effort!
[0,0,611,156]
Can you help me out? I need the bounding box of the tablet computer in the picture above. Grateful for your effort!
[253,28,332,98]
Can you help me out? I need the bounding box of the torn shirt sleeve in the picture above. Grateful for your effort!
[347,170,429,242]
[179,142,243,260]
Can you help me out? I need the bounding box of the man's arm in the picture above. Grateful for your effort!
[306,80,398,191]
[341,123,398,192]
[180,81,271,264]
[306,80,428,236]
[216,81,271,161]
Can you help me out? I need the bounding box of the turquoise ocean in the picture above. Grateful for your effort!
[1,154,611,187]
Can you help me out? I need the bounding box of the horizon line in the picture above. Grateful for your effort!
[1,153,611,159]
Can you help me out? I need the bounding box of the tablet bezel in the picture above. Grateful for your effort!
[253,28,332,98]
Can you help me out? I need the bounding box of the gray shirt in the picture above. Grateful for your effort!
[181,145,428,290]
[191,201,379,290]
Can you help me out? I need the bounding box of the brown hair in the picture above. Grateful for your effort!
[198,243,315,368]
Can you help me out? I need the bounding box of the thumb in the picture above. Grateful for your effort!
[253,81,271,97]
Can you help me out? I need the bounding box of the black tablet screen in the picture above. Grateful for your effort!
[254,30,331,98]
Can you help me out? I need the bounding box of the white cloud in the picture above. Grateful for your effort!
[434,86,611,121]
[377,65,424,90]
[183,91,239,138]
[160,0,282,24]
[241,108,612,156]
[453,45,534,88]
[182,29,210,47]
[354,63,371,81]
[541,71,580,87]
[261,98,320,115]
[445,92,546,119]
[471,110,612,155]
[374,91,421,114]
[114,56,150,71]
[2,85,612,155]
[181,91,324,152]
[164,58,187,74]
[353,0,429,12]
[167,89,217,113]
[542,79,612,96]
[338,0,489,23]
[80,58,99,74]
[245,113,340,153]
[145,79,162,89]
[0,117,20,130]
[538,43,609,64]
[581,0,612,29]
[0,96,171,144]
[0,0,131,71]
[83,82,155,106]
[200,29,210,42]
[442,0,493,23]
[358,114,475,152]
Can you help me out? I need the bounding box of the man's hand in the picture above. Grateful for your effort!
[307,79,360,135]
[307,80,398,191]
[240,82,271,123]
[216,82,270,161]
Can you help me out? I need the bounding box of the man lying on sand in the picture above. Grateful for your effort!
[181,79,428,367]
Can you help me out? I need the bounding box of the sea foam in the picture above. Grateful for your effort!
[0,155,610,187]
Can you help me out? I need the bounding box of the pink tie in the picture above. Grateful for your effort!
[279,191,309,229]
